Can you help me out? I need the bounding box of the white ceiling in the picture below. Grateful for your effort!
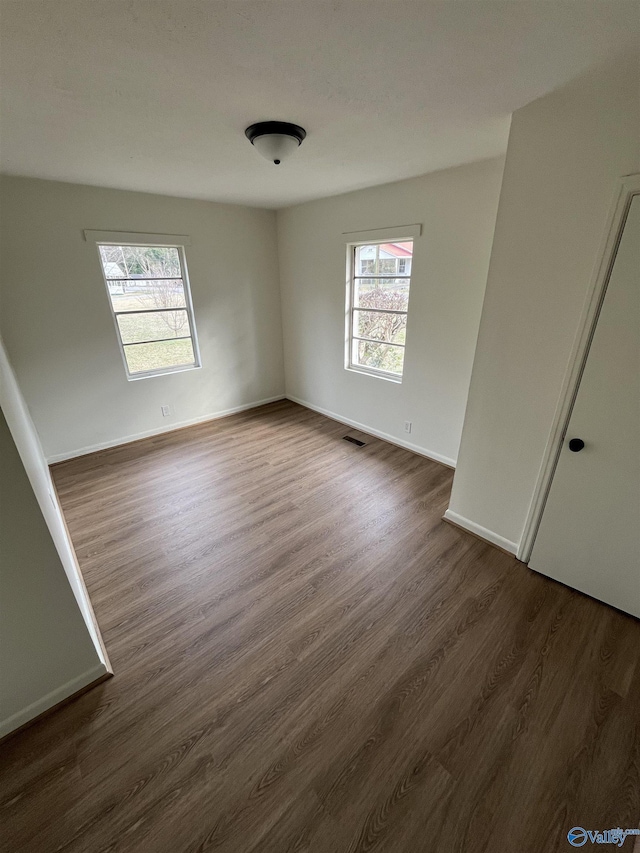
[1,1,638,208]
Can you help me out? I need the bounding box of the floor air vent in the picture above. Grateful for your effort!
[343,435,366,447]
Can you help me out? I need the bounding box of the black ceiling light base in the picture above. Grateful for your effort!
[244,121,306,144]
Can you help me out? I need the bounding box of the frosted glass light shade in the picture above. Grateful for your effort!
[252,133,301,165]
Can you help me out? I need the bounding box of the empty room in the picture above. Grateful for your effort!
[1,2,639,851]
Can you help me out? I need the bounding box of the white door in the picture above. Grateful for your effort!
[529,193,640,618]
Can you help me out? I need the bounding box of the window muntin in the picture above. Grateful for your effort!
[347,240,413,380]
[96,244,200,379]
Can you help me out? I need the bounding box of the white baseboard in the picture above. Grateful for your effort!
[0,663,109,739]
[47,395,286,463]
[286,394,456,469]
[443,509,518,555]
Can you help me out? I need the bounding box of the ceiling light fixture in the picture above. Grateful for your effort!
[245,121,306,165]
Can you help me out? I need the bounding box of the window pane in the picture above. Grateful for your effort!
[117,310,190,344]
[99,245,181,278]
[354,278,410,312]
[354,340,404,376]
[353,309,407,344]
[355,242,412,277]
[108,279,187,312]
[124,338,195,374]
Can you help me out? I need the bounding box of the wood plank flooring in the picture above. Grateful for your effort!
[1,400,639,852]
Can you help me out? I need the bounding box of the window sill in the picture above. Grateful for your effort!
[345,364,403,384]
[126,363,202,381]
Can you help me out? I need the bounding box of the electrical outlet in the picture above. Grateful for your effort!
[161,405,172,417]
[404,421,412,434]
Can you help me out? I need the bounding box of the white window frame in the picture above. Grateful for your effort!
[343,224,421,384]
[85,230,201,381]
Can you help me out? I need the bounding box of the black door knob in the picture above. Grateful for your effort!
[568,438,585,452]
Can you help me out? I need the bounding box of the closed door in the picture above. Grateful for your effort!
[529,193,640,618]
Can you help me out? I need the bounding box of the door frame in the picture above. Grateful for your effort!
[518,173,640,563]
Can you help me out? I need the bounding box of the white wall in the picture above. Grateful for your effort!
[277,158,505,466]
[0,338,107,661]
[447,57,640,553]
[1,347,107,736]
[0,177,285,461]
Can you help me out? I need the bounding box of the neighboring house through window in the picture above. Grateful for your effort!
[346,236,415,381]
[87,231,201,379]
[358,244,412,278]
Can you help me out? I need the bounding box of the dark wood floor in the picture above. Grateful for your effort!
[1,400,639,852]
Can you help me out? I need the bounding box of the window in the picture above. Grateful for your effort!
[94,239,200,379]
[346,239,414,381]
